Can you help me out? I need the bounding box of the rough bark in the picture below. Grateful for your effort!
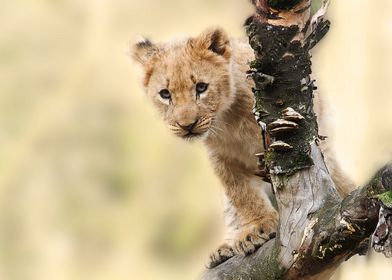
[202,0,392,279]
[203,162,392,280]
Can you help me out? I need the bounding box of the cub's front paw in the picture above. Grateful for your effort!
[233,218,277,256]
[207,243,235,269]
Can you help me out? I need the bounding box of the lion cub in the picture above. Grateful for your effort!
[132,28,354,268]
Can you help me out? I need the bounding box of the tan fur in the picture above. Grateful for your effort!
[131,28,355,267]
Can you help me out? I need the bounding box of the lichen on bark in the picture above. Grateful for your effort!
[246,17,319,175]
[377,191,392,208]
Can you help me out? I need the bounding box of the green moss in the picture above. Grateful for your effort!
[225,245,284,280]
[365,166,390,197]
[377,191,392,208]
[257,246,284,280]
[249,59,262,69]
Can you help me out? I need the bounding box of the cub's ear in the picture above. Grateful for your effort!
[131,38,158,65]
[192,28,231,60]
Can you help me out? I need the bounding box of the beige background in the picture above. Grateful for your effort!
[0,0,391,279]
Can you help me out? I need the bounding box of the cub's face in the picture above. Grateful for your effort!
[132,28,233,140]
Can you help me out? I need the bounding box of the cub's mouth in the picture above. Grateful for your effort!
[182,131,205,140]
[171,118,211,140]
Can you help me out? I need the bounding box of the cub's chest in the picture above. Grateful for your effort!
[207,124,263,174]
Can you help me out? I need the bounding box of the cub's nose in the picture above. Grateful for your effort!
[177,119,199,132]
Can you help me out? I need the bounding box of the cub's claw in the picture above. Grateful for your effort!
[233,229,274,256]
[207,220,277,268]
[207,243,235,269]
[232,216,278,256]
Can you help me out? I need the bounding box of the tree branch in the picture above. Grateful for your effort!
[202,0,392,279]
[203,155,392,279]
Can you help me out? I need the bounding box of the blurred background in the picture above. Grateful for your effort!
[0,0,391,279]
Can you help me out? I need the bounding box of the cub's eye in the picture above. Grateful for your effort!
[196,82,209,95]
[159,89,171,100]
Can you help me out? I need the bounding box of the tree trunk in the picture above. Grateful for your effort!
[202,0,392,279]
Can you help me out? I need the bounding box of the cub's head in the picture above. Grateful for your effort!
[132,28,233,140]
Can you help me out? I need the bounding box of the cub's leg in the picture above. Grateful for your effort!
[319,140,357,197]
[207,165,277,268]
